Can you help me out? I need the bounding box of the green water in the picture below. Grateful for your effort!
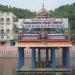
[0,58,74,75]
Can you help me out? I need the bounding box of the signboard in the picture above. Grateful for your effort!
[21,18,68,28]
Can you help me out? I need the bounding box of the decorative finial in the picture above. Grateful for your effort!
[42,0,45,8]
[42,3,44,8]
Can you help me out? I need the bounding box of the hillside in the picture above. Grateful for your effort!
[0,4,34,18]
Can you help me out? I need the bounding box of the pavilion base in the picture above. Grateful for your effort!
[16,68,71,72]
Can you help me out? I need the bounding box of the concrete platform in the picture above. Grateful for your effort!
[16,68,71,72]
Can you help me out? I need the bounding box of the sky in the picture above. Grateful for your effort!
[0,0,75,11]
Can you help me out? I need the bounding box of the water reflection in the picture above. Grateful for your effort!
[0,58,74,75]
[16,72,71,75]
[63,72,71,75]
[16,72,25,75]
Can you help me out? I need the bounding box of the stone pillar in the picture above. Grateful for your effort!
[17,47,24,69]
[50,48,56,69]
[62,47,71,69]
[31,48,36,69]
[38,49,41,63]
[46,48,49,66]
[62,48,66,66]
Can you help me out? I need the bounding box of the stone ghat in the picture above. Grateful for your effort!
[0,46,32,57]
[0,46,18,57]
[0,46,75,58]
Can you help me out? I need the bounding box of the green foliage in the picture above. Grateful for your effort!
[52,3,75,42]
[0,4,34,18]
